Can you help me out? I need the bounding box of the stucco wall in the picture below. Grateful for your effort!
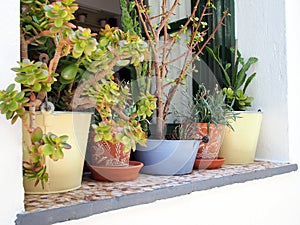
[0,1,24,224]
[236,0,289,162]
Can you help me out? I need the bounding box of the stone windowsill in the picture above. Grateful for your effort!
[16,161,298,225]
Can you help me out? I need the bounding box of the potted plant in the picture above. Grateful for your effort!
[0,0,155,192]
[0,0,97,193]
[185,84,236,169]
[206,42,262,164]
[132,0,229,175]
[68,24,156,181]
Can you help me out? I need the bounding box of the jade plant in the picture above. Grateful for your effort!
[0,0,155,187]
[206,45,258,111]
[71,25,156,152]
[133,0,230,139]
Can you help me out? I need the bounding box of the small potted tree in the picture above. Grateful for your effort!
[132,0,229,175]
[206,42,262,164]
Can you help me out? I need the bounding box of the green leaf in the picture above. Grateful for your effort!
[235,57,258,90]
[6,111,13,120]
[59,135,68,143]
[8,101,18,111]
[32,83,42,92]
[32,154,40,163]
[94,134,102,142]
[54,18,64,27]
[99,38,109,47]
[11,115,19,124]
[59,10,68,18]
[243,73,256,93]
[206,46,231,87]
[31,127,43,143]
[56,148,64,159]
[61,64,78,81]
[40,144,55,155]
[6,84,15,93]
[15,92,25,101]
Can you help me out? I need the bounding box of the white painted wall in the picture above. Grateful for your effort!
[1,1,300,225]
[286,0,300,164]
[148,0,191,23]
[0,1,24,225]
[236,0,289,162]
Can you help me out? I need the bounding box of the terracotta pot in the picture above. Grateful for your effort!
[87,161,143,182]
[195,123,225,159]
[86,130,130,167]
[194,157,225,170]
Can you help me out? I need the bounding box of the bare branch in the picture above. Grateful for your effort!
[156,0,180,35]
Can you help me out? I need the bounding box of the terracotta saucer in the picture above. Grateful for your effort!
[193,157,225,170]
[87,161,143,182]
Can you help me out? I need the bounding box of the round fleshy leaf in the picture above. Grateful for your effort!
[31,127,43,143]
[40,144,55,155]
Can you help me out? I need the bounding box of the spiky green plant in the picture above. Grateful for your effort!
[206,46,258,111]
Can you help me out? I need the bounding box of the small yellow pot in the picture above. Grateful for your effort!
[23,111,92,194]
[219,111,263,164]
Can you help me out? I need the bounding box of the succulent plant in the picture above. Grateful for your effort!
[183,84,236,131]
[0,84,29,124]
[1,0,156,187]
[23,127,71,188]
[206,45,258,111]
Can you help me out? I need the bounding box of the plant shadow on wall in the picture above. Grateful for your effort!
[131,0,231,175]
[0,0,156,192]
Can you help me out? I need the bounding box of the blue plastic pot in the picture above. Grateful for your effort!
[134,139,200,175]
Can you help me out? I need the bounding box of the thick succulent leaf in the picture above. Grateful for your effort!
[6,84,15,93]
[40,144,55,155]
[206,46,231,87]
[235,57,258,90]
[243,73,256,93]
[59,135,69,143]
[8,101,18,111]
[31,127,43,143]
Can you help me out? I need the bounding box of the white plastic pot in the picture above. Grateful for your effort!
[219,111,263,164]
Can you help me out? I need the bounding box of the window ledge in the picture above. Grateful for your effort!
[16,161,298,225]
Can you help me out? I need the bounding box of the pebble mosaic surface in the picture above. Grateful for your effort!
[24,161,290,213]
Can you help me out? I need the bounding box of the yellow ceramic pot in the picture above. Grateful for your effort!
[219,111,263,164]
[23,111,92,194]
